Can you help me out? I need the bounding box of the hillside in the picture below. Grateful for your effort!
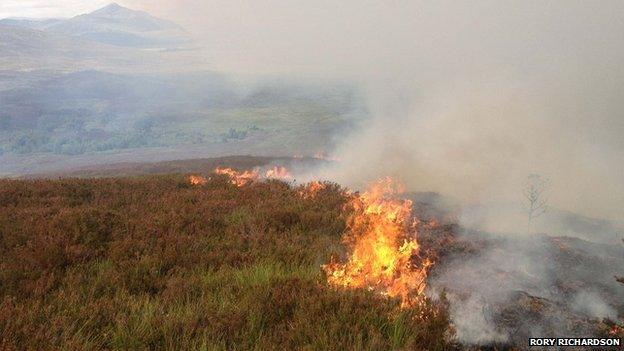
[0,174,450,350]
[0,5,207,73]
[0,23,195,73]
[0,24,123,71]
[0,18,62,31]
[0,68,359,177]
[26,156,328,179]
[0,3,362,175]
[1,169,623,349]
[1,2,621,349]
[1,3,192,49]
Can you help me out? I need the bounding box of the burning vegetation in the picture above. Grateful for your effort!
[3,163,621,350]
[188,175,208,185]
[214,167,259,186]
[195,167,435,307]
[323,177,432,307]
[211,166,294,187]
[297,180,328,199]
[0,173,451,350]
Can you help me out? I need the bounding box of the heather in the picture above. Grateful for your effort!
[0,175,451,350]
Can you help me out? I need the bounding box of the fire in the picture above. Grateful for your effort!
[323,177,432,307]
[299,181,327,199]
[214,167,259,187]
[609,324,624,336]
[264,166,293,181]
[213,165,294,186]
[189,175,207,185]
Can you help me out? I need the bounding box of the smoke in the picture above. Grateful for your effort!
[137,3,624,339]
[572,291,618,321]
[429,233,545,341]
[10,1,622,220]
[447,295,508,344]
[116,1,624,344]
[321,72,624,221]
[117,0,624,221]
[84,1,624,221]
[427,231,624,343]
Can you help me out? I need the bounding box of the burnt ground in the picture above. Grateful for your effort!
[416,199,624,349]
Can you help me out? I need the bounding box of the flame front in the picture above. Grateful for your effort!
[214,167,259,187]
[214,166,294,186]
[299,181,327,199]
[323,177,432,307]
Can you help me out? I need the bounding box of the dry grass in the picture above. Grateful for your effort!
[0,175,451,350]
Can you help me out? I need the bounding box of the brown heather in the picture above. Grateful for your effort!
[0,174,451,350]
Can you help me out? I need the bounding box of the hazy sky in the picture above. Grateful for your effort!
[0,1,112,18]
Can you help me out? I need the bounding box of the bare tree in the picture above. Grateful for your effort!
[523,174,550,234]
[616,239,624,285]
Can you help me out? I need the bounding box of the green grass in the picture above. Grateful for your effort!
[0,175,451,350]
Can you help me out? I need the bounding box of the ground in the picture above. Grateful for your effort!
[0,174,451,350]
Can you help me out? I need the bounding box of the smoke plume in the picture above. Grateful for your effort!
[126,0,624,220]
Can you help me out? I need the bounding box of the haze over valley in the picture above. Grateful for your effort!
[0,3,361,177]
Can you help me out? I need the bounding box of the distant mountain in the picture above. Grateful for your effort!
[0,23,113,69]
[0,23,155,72]
[0,18,62,30]
[0,3,192,49]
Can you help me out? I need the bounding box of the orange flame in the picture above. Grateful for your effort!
[609,324,623,336]
[299,181,327,199]
[214,167,259,187]
[264,166,293,181]
[323,177,432,307]
[189,175,207,185]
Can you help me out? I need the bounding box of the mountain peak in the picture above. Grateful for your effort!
[105,2,123,9]
[91,3,132,16]
[3,2,190,49]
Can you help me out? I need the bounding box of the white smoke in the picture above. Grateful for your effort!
[449,295,508,345]
[572,291,618,320]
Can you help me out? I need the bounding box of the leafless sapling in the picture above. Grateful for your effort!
[616,239,624,285]
[523,174,550,234]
